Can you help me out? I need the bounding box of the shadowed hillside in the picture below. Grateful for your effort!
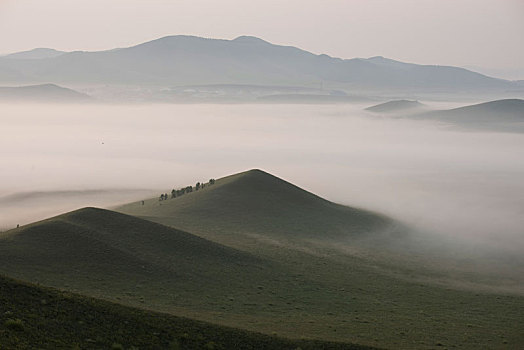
[0,207,278,317]
[0,275,373,350]
[117,169,404,245]
[0,207,262,283]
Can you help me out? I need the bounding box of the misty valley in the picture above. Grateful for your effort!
[1,31,524,350]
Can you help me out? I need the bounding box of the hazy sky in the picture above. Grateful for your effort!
[0,0,523,72]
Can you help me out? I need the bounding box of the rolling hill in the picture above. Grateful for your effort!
[0,274,372,350]
[0,207,265,290]
[365,100,427,114]
[117,169,404,246]
[0,35,518,94]
[1,171,523,348]
[0,83,92,102]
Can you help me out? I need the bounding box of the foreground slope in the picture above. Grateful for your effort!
[0,275,372,350]
[0,207,270,311]
[117,169,403,245]
[2,176,524,348]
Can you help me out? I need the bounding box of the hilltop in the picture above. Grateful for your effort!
[365,100,427,114]
[0,83,92,102]
[0,35,518,96]
[117,169,403,245]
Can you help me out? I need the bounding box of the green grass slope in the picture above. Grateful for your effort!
[0,207,278,317]
[2,171,523,349]
[114,169,524,349]
[117,169,403,246]
[0,274,374,350]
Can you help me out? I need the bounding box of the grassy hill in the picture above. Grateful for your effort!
[115,169,524,349]
[0,274,374,350]
[117,169,404,246]
[1,171,523,349]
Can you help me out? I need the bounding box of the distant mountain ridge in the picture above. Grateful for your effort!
[0,35,518,93]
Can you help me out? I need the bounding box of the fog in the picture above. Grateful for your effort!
[1,102,523,250]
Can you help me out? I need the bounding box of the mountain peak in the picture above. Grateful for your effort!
[232,36,270,44]
[4,48,65,60]
[117,169,396,240]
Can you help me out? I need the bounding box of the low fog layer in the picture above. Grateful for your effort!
[1,103,523,250]
[0,189,158,231]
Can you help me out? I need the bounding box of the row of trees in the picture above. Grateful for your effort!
[159,178,216,201]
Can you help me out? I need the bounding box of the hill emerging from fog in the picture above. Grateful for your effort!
[417,98,524,132]
[365,100,427,114]
[0,35,518,94]
[0,83,92,102]
[117,169,403,245]
[2,170,524,348]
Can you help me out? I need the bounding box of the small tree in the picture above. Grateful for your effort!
[196,182,201,191]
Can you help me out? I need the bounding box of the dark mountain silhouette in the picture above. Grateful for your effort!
[0,83,92,102]
[0,35,518,93]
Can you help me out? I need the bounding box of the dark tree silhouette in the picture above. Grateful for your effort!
[196,182,201,191]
